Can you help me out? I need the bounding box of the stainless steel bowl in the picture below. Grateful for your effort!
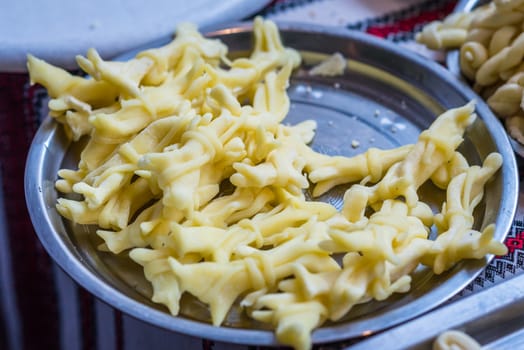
[25,21,518,346]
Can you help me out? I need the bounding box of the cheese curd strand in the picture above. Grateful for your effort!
[433,330,482,350]
[470,2,524,30]
[487,82,524,117]
[459,41,488,80]
[414,12,473,50]
[341,102,476,223]
[476,31,524,86]
[488,25,519,56]
[422,153,507,274]
[506,113,524,144]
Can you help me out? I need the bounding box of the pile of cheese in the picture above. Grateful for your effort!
[416,0,524,145]
[28,17,507,350]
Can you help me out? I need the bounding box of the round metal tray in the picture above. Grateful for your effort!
[25,22,518,346]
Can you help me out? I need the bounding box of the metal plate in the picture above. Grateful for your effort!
[0,0,272,72]
[445,0,524,157]
[25,22,518,346]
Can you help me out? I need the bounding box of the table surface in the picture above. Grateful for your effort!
[0,0,271,72]
[1,1,523,350]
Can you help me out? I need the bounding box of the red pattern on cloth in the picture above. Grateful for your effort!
[506,231,524,254]
[366,1,457,38]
